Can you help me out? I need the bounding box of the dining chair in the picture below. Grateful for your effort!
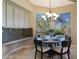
[33,37,51,59]
[65,36,71,54]
[52,40,72,59]
[65,35,71,41]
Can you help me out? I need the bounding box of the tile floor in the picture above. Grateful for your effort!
[7,46,77,59]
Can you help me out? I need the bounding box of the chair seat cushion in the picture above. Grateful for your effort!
[37,46,51,52]
[52,47,68,53]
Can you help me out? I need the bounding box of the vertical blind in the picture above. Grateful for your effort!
[3,0,31,28]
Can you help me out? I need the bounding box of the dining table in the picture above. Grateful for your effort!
[36,34,65,57]
[37,34,65,44]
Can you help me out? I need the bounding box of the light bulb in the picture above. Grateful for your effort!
[46,12,50,16]
[55,14,59,18]
[53,13,59,17]
[47,13,52,18]
[42,15,47,20]
[52,13,57,16]
[42,15,46,19]
[53,13,59,18]
[44,18,47,20]
[54,17,57,20]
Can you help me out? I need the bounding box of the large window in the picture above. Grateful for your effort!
[36,13,71,34]
[36,13,50,33]
[54,13,71,34]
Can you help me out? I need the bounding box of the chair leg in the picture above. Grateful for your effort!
[34,51,37,59]
[41,52,43,59]
[60,55,62,59]
[69,49,71,55]
[67,53,70,59]
[51,54,53,58]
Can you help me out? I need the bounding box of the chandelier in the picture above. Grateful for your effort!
[42,0,59,21]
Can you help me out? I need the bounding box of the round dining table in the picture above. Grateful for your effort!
[36,35,65,57]
[37,35,65,44]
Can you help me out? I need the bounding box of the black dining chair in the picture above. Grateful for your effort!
[33,37,51,59]
[65,36,71,54]
[65,35,71,41]
[52,40,72,59]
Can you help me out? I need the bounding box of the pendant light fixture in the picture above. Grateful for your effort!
[42,0,59,21]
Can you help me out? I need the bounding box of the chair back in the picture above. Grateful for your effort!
[62,40,71,47]
[33,37,43,51]
[61,39,71,53]
[65,35,71,41]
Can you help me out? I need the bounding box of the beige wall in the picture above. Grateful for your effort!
[29,13,36,35]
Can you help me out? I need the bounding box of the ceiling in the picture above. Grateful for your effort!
[28,0,75,8]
